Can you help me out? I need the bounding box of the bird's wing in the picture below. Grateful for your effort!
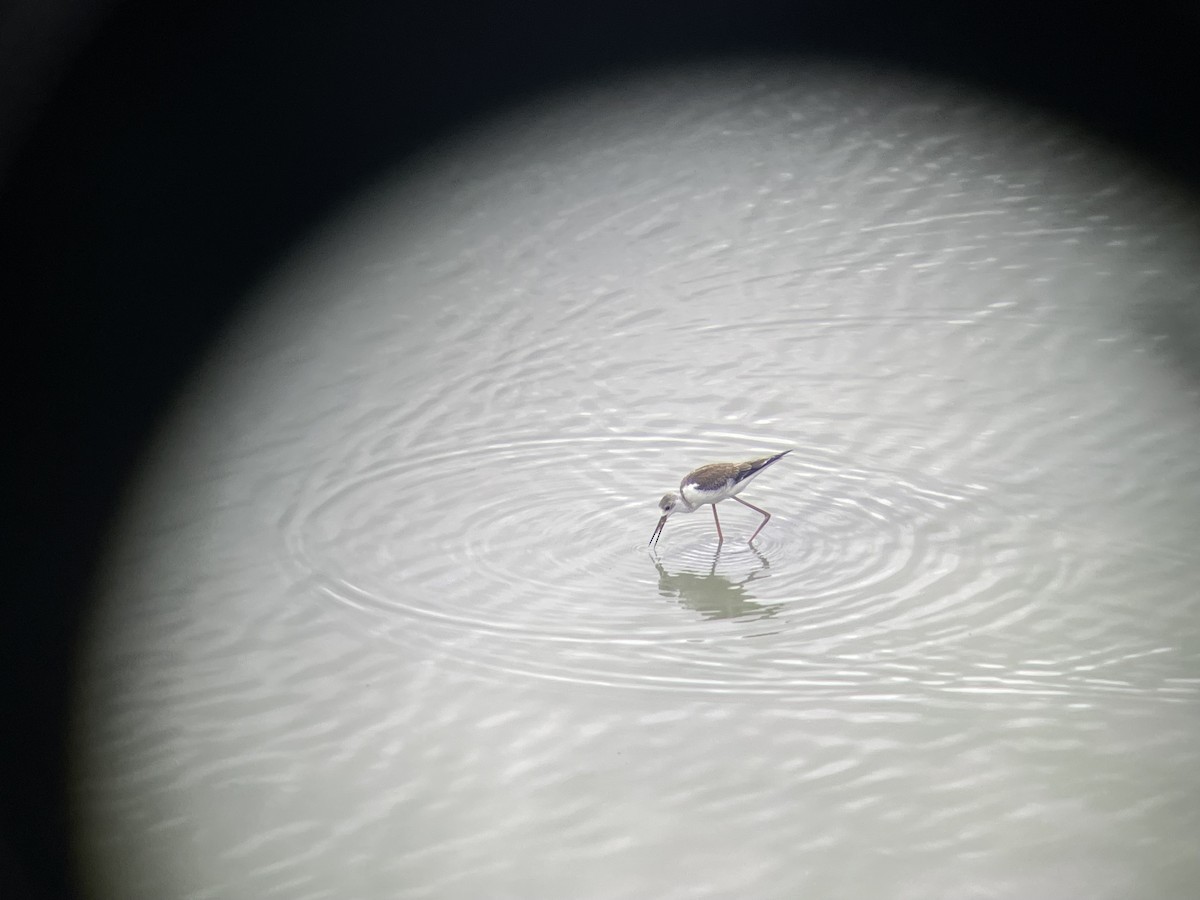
[681,463,733,494]
[731,450,791,486]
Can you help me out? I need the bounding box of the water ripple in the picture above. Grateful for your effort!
[279,431,1082,695]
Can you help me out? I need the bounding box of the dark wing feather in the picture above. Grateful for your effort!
[682,449,792,493]
[681,463,733,493]
[731,449,792,487]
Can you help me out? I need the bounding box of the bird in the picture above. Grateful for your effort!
[649,450,791,548]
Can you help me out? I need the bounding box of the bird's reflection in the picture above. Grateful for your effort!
[652,545,782,621]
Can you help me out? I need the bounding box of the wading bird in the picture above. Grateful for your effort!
[649,450,791,547]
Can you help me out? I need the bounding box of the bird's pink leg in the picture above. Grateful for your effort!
[711,503,724,544]
[733,496,772,543]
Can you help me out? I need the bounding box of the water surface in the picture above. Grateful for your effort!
[75,64,1200,899]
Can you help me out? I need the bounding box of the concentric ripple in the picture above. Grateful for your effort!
[278,430,1072,694]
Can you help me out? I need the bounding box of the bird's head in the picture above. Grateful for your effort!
[649,491,688,547]
[658,492,683,515]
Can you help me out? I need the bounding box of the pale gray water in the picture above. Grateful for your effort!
[74,64,1200,899]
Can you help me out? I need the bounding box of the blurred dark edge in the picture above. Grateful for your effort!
[2,1,1198,897]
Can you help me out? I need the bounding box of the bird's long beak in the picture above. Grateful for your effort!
[649,514,668,547]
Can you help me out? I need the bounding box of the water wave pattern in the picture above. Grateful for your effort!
[77,70,1200,900]
[277,424,1176,698]
[259,72,1200,704]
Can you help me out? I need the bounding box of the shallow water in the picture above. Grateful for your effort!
[75,64,1200,898]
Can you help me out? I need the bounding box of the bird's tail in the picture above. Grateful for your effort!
[756,449,792,469]
[736,449,792,482]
